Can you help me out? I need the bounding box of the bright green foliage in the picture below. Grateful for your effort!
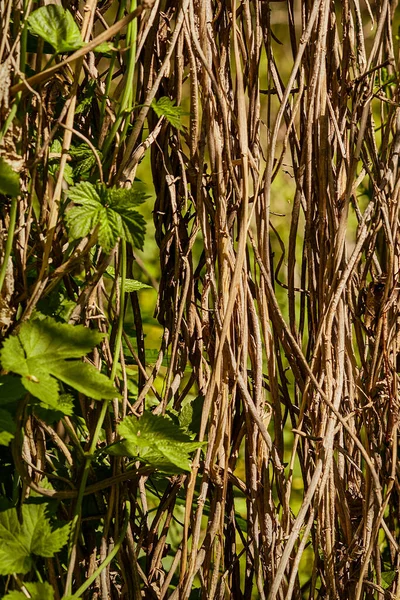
[0,408,16,445]
[66,182,147,251]
[151,97,188,131]
[27,5,83,53]
[105,266,152,292]
[0,158,20,197]
[2,581,55,599]
[0,317,117,409]
[109,411,205,473]
[69,143,102,179]
[93,41,115,56]
[0,503,71,575]
[382,570,396,589]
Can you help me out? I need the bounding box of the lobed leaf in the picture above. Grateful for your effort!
[110,412,205,473]
[151,97,188,131]
[66,182,147,251]
[0,317,117,409]
[0,503,70,575]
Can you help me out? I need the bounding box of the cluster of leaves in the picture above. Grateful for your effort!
[0,313,205,595]
[0,3,195,598]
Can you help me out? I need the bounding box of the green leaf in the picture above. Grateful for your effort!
[49,139,62,155]
[178,395,204,438]
[23,369,60,407]
[53,360,117,400]
[0,317,117,408]
[0,503,70,575]
[75,82,97,114]
[0,157,20,197]
[99,206,121,251]
[105,266,152,292]
[124,279,152,292]
[66,182,147,251]
[63,164,75,185]
[66,203,99,241]
[93,41,115,55]
[382,570,396,589]
[19,316,104,358]
[0,409,16,446]
[110,412,205,473]
[27,5,83,53]
[70,142,102,179]
[33,393,75,422]
[3,581,55,600]
[151,97,188,131]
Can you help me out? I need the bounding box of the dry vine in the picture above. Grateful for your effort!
[0,0,399,599]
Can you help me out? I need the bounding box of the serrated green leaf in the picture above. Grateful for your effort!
[0,317,117,408]
[74,155,97,178]
[151,97,188,131]
[105,266,152,292]
[0,503,70,575]
[99,206,121,251]
[70,142,101,179]
[3,581,55,600]
[75,82,96,114]
[68,181,102,205]
[108,187,147,208]
[27,5,83,53]
[124,279,152,292]
[25,505,71,557]
[22,368,60,407]
[20,317,104,359]
[0,409,16,446]
[49,139,62,155]
[0,335,28,374]
[63,163,75,185]
[33,393,74,422]
[48,160,74,185]
[66,204,99,240]
[69,144,93,160]
[0,157,20,197]
[117,210,147,250]
[66,182,147,251]
[113,412,205,473]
